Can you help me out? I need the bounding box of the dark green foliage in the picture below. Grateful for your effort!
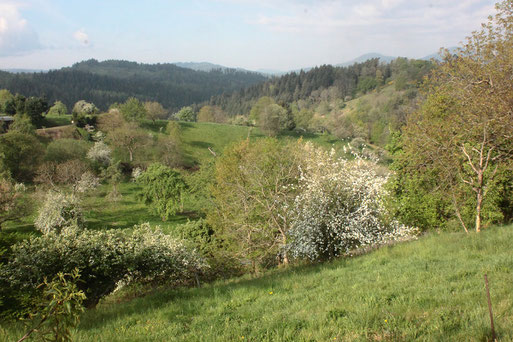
[24,96,49,126]
[138,163,188,221]
[0,59,266,112]
[0,132,44,182]
[172,219,214,255]
[357,76,378,93]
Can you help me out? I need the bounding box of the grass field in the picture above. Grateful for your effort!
[3,225,512,341]
[141,120,348,166]
[43,113,72,127]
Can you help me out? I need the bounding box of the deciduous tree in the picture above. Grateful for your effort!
[208,138,302,268]
[144,101,168,122]
[395,1,513,232]
[138,163,187,221]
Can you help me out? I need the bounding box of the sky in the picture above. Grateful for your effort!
[0,0,498,71]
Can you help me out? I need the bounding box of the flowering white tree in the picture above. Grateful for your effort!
[86,141,112,166]
[286,143,415,261]
[34,191,83,234]
[73,172,100,194]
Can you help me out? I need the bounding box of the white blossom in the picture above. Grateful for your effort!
[87,141,112,165]
[286,143,416,260]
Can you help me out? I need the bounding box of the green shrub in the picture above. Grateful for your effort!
[45,139,90,164]
[19,269,85,342]
[0,223,207,311]
[0,132,44,182]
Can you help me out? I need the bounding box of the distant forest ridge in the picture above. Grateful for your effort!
[0,56,435,114]
[208,57,434,117]
[0,59,267,112]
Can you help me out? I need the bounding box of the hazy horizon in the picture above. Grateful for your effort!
[0,0,497,71]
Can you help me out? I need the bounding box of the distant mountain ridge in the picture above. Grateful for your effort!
[1,68,48,73]
[337,53,398,67]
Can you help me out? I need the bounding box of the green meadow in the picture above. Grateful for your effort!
[3,225,511,341]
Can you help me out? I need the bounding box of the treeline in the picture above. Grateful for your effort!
[209,57,434,117]
[0,59,267,112]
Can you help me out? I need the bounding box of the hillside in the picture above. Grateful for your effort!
[0,59,267,112]
[208,58,433,122]
[3,225,511,341]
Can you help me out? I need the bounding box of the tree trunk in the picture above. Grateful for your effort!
[281,233,289,265]
[476,190,483,232]
[129,149,133,162]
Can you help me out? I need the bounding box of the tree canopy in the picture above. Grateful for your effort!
[390,0,513,232]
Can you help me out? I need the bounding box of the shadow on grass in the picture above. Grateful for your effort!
[79,257,348,331]
[139,120,168,133]
[178,122,195,130]
[188,140,211,148]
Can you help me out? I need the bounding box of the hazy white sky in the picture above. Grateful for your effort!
[0,0,497,71]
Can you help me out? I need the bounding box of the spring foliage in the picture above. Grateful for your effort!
[209,139,414,266]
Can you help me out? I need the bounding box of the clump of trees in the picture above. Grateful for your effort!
[249,97,294,136]
[389,0,513,233]
[207,139,415,270]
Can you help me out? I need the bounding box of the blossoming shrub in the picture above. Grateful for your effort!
[286,143,415,261]
[34,191,83,234]
[0,223,206,311]
[86,141,112,166]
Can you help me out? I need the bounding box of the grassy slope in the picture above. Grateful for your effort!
[4,226,512,341]
[141,120,347,166]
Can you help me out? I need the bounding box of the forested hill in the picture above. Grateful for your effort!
[0,59,267,111]
[209,57,434,117]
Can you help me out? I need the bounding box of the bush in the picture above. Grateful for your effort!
[0,178,31,230]
[74,172,99,193]
[45,139,90,164]
[0,223,207,310]
[19,269,85,342]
